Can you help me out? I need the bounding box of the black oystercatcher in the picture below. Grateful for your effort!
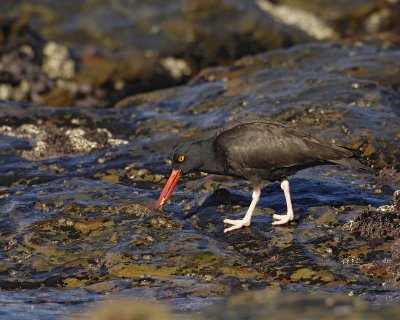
[155,120,357,233]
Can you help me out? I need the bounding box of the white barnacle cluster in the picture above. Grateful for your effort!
[0,46,33,100]
[66,127,128,153]
[376,204,396,213]
[96,128,128,147]
[43,42,76,80]
[65,128,99,152]
[42,42,78,95]
[160,57,191,80]
[342,219,355,231]
[0,124,50,157]
[256,0,338,40]
[0,123,128,156]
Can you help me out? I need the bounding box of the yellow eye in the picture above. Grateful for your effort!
[177,155,185,163]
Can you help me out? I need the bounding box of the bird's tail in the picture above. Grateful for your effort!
[328,146,371,171]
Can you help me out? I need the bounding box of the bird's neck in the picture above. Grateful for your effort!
[194,139,225,175]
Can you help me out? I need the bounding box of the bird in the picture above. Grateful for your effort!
[155,119,359,233]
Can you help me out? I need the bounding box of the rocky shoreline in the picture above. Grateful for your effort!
[0,1,400,319]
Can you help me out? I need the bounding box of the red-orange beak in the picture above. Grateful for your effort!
[155,169,181,211]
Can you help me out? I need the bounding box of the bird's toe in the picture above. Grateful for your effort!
[223,219,250,233]
[224,225,241,233]
[272,213,292,225]
[223,219,238,224]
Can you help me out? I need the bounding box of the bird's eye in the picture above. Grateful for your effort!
[177,155,185,163]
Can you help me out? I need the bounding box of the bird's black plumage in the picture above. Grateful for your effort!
[216,120,353,185]
[157,119,358,232]
[173,119,354,186]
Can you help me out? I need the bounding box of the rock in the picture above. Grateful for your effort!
[377,169,400,188]
[0,1,316,107]
[268,0,400,36]
[0,122,128,160]
[203,289,400,320]
[2,1,400,109]
[107,261,177,279]
[79,299,173,320]
[353,190,400,239]
[42,41,75,79]
[78,289,400,319]
[352,190,400,288]
[0,20,80,106]
[352,207,400,239]
[116,40,400,169]
[0,17,400,317]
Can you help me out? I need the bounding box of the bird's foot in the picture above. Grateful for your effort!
[223,219,251,233]
[272,213,293,225]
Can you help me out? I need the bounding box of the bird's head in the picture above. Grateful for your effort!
[171,143,205,174]
[155,141,206,210]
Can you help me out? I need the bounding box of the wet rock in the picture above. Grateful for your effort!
[308,206,338,228]
[79,299,174,320]
[0,20,113,107]
[2,2,400,110]
[42,41,75,80]
[203,289,400,320]
[353,190,400,239]
[143,215,180,230]
[0,175,264,305]
[377,168,400,188]
[78,289,400,319]
[0,27,400,317]
[200,188,249,208]
[0,20,80,106]
[116,40,400,170]
[352,190,400,288]
[0,1,316,107]
[106,254,177,279]
[0,123,127,160]
[3,0,314,63]
[190,208,224,233]
[388,236,400,289]
[274,0,400,37]
[352,207,400,239]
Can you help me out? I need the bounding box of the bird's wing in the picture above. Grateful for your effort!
[215,121,352,171]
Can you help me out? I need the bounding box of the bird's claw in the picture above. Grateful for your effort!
[271,213,293,225]
[223,219,251,233]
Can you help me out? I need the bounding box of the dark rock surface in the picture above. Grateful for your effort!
[0,38,399,318]
[79,291,400,320]
[352,190,400,289]
[0,2,400,318]
[202,290,400,320]
[269,0,400,37]
[2,1,400,108]
[0,0,314,107]
[117,40,400,169]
